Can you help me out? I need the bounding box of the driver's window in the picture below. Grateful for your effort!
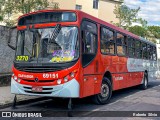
[83,31,96,54]
[81,20,97,67]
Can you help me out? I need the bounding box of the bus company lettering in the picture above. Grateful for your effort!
[18,74,34,78]
[115,76,123,81]
[43,73,59,79]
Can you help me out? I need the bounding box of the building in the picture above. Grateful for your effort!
[0,0,122,26]
[50,0,122,23]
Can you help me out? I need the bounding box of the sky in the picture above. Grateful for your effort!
[124,0,160,26]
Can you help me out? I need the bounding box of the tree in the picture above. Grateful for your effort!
[146,26,160,43]
[147,26,160,39]
[0,0,5,21]
[113,4,140,29]
[128,25,147,38]
[128,25,160,43]
[0,0,59,26]
[113,3,148,30]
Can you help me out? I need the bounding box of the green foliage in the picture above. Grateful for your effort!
[0,0,5,20]
[113,4,148,30]
[0,0,59,26]
[15,0,49,14]
[129,25,147,37]
[113,4,140,29]
[0,16,3,21]
[128,25,160,43]
[113,3,160,43]
[147,26,160,39]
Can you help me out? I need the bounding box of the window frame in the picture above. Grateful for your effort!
[128,37,135,58]
[135,40,142,59]
[80,18,98,67]
[93,0,99,9]
[153,46,157,61]
[142,42,148,60]
[100,26,116,56]
[116,32,127,57]
[75,4,82,10]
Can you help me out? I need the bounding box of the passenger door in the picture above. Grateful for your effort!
[81,20,99,97]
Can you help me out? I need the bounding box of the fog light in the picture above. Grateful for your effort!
[64,77,68,82]
[70,72,75,78]
[57,79,62,84]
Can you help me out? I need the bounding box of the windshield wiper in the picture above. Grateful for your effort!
[49,24,61,43]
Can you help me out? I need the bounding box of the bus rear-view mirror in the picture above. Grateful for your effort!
[8,27,16,50]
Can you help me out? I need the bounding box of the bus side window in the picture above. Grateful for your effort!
[153,47,157,61]
[116,33,126,56]
[82,31,96,54]
[100,27,115,54]
[150,46,153,60]
[148,45,152,60]
[128,37,135,58]
[135,40,141,59]
[81,20,97,67]
[142,42,148,59]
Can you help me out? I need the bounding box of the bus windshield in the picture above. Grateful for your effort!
[16,26,79,63]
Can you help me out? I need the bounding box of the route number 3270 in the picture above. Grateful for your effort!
[16,55,29,61]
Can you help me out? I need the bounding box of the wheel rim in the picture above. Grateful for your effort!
[101,84,109,98]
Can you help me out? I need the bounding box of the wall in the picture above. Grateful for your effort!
[98,0,119,23]
[76,0,98,18]
[51,0,119,23]
[0,26,16,74]
[50,0,76,9]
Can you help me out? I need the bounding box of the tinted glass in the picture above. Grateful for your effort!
[18,12,77,26]
[101,27,115,54]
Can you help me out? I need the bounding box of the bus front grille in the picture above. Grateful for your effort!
[23,86,53,90]
[22,79,55,83]
[15,66,64,73]
[24,90,52,94]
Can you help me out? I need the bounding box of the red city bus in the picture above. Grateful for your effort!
[8,10,157,107]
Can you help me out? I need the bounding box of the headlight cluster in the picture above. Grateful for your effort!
[12,74,21,83]
[56,70,77,85]
[12,69,78,85]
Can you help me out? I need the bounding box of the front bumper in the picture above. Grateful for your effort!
[11,78,80,98]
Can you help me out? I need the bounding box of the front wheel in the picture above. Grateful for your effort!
[92,77,112,105]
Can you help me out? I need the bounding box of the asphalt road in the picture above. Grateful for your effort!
[1,80,160,119]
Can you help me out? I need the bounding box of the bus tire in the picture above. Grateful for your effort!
[92,77,112,105]
[140,72,148,90]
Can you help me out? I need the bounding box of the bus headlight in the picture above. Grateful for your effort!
[17,78,21,83]
[63,70,78,83]
[64,77,68,82]
[57,79,62,85]
[13,76,18,81]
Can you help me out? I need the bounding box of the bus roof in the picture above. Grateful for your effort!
[18,9,155,46]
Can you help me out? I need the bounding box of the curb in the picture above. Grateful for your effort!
[0,97,50,109]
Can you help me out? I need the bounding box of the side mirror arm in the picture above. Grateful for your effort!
[8,43,16,50]
[8,26,16,50]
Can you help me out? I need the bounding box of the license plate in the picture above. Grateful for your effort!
[32,86,43,92]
